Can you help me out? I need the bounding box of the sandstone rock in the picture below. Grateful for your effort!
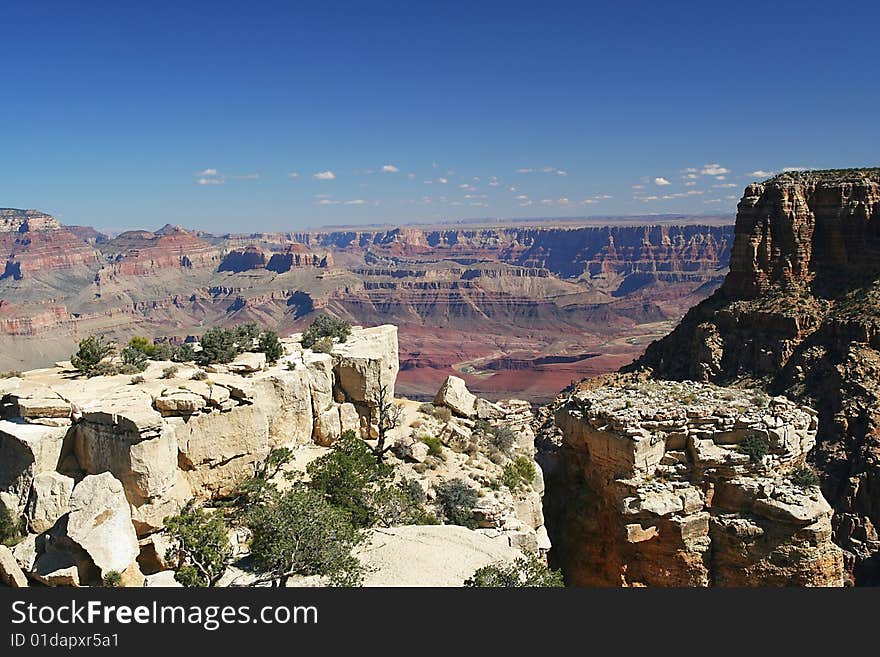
[304,352,334,414]
[0,545,28,587]
[12,533,38,572]
[332,325,399,406]
[228,352,266,374]
[475,398,505,419]
[154,388,207,415]
[434,376,477,417]
[176,404,270,498]
[439,422,472,450]
[25,471,74,533]
[13,388,72,419]
[338,402,360,435]
[313,405,341,446]
[0,420,67,515]
[252,368,314,448]
[66,473,139,576]
[548,378,844,587]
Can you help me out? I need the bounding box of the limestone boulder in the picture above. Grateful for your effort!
[154,389,207,415]
[252,367,314,448]
[434,376,477,418]
[25,471,74,533]
[228,352,266,374]
[304,352,335,414]
[332,325,399,406]
[176,404,270,498]
[0,420,67,515]
[0,545,28,587]
[65,473,140,576]
[339,402,360,435]
[313,405,342,446]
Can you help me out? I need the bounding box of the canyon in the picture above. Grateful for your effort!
[0,209,733,402]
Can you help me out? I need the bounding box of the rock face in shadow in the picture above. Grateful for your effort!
[547,377,844,587]
[631,169,880,583]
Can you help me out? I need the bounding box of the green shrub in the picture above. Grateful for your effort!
[473,418,492,435]
[161,365,178,379]
[163,505,232,587]
[306,431,394,528]
[0,370,22,379]
[434,479,478,529]
[492,425,516,454]
[170,342,196,363]
[419,435,444,457]
[234,323,260,348]
[127,336,156,357]
[130,375,145,385]
[418,402,436,415]
[739,434,770,463]
[121,346,148,372]
[501,456,536,491]
[93,361,120,377]
[247,484,364,586]
[102,570,123,587]
[1,503,25,546]
[191,369,208,381]
[311,337,334,353]
[197,327,240,365]
[71,335,114,376]
[791,465,820,488]
[434,406,452,423]
[465,553,564,587]
[301,314,351,349]
[258,330,283,364]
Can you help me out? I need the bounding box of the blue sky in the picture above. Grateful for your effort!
[1,1,878,232]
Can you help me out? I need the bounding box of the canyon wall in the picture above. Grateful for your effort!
[624,169,880,583]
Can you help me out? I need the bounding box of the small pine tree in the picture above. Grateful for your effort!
[71,335,115,376]
[258,330,283,363]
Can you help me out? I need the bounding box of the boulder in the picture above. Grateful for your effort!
[0,545,28,587]
[475,398,505,420]
[25,471,74,533]
[65,473,140,576]
[176,404,270,498]
[137,533,174,575]
[0,420,67,515]
[339,402,360,435]
[440,422,472,451]
[304,352,335,414]
[144,570,182,587]
[228,352,266,374]
[332,325,399,406]
[434,376,477,417]
[252,368,314,448]
[313,405,342,446]
[13,388,72,419]
[154,389,207,415]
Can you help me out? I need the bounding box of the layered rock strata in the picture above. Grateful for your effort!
[548,378,844,586]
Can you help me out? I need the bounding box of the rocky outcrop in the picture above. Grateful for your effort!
[0,208,99,279]
[434,375,477,417]
[0,324,403,585]
[547,378,844,586]
[633,169,880,584]
[218,244,332,273]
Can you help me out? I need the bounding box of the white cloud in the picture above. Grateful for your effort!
[232,173,259,180]
[556,170,568,176]
[654,177,671,186]
[514,195,529,200]
[380,164,399,173]
[195,168,224,185]
[407,172,416,180]
[316,199,338,205]
[516,168,534,174]
[712,183,737,188]
[313,170,336,180]
[488,176,500,186]
[632,184,644,190]
[684,181,697,187]
[700,164,730,176]
[344,199,368,205]
[288,172,300,179]
[438,177,448,184]
[748,170,774,178]
[197,168,218,176]
[196,177,224,185]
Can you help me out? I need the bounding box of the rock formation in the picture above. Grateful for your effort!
[546,377,843,586]
[631,169,880,584]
